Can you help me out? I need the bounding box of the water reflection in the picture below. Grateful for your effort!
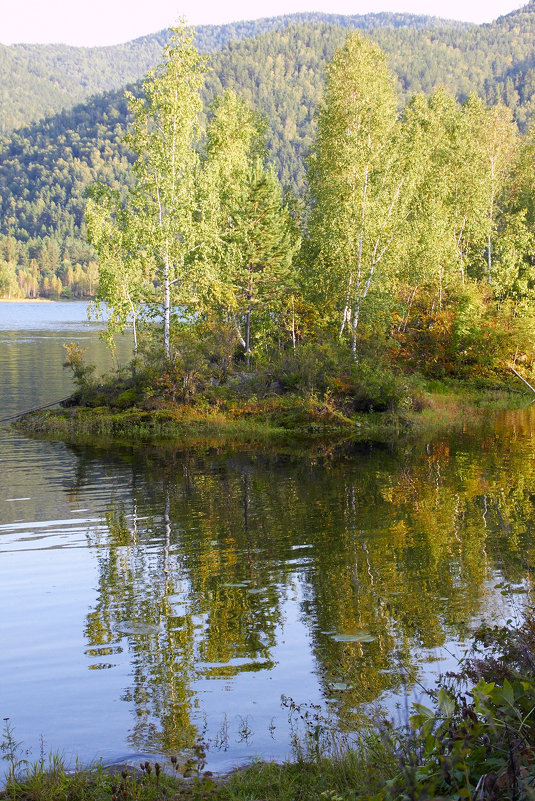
[56,419,535,765]
[2,303,535,770]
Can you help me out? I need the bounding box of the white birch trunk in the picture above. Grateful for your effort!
[164,255,171,360]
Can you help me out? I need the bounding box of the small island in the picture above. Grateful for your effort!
[17,26,535,448]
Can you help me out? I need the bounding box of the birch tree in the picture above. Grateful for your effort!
[307,31,411,355]
[85,183,148,363]
[453,96,518,285]
[398,90,462,312]
[125,24,206,359]
[480,104,518,286]
[199,89,267,321]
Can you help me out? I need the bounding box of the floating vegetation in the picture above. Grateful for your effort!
[221,582,249,587]
[330,632,376,643]
[115,621,161,636]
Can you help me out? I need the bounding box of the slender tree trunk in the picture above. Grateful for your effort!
[291,295,296,353]
[234,323,246,350]
[127,290,138,373]
[339,274,353,338]
[351,301,361,358]
[132,315,138,365]
[245,274,252,366]
[245,308,251,366]
[156,178,171,360]
[164,256,171,360]
[487,233,492,284]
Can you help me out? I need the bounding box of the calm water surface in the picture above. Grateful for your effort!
[1,302,535,774]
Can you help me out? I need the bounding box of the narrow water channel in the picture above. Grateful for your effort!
[1,302,534,775]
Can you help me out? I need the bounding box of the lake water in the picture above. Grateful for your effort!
[1,301,534,775]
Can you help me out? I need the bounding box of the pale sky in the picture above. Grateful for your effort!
[0,0,526,47]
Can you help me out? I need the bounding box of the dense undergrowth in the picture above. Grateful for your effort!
[15,327,530,448]
[4,614,535,800]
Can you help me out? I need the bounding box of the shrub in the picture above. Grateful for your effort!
[62,343,96,402]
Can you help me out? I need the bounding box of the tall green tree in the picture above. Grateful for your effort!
[453,96,518,285]
[306,31,411,355]
[397,90,463,313]
[199,89,267,317]
[232,161,299,361]
[85,184,148,362]
[125,24,207,359]
[202,90,299,361]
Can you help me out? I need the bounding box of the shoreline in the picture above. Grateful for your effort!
[0,297,94,303]
[0,297,54,303]
[14,381,528,452]
[4,610,535,800]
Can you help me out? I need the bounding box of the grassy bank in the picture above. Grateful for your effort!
[13,334,534,448]
[4,613,535,801]
[15,377,529,451]
[0,746,393,801]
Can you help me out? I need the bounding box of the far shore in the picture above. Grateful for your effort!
[0,297,54,303]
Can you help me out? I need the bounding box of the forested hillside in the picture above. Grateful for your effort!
[2,4,535,299]
[0,11,466,135]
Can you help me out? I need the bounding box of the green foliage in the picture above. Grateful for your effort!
[307,30,408,351]
[149,340,207,406]
[85,182,150,358]
[62,342,96,398]
[343,360,412,413]
[200,89,299,359]
[380,676,535,800]
[268,341,346,394]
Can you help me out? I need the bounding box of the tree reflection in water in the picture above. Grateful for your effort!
[80,414,535,759]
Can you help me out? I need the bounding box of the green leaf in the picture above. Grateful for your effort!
[438,687,455,717]
[474,679,496,700]
[412,702,434,719]
[502,678,515,705]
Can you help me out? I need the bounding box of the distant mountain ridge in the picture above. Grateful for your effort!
[0,11,471,134]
